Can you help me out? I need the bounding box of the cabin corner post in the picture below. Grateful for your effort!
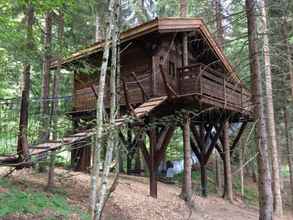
[151,56,158,97]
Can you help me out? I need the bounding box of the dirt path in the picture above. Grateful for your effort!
[0,167,264,220]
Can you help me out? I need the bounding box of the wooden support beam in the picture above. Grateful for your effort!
[159,64,178,98]
[182,114,192,203]
[122,79,136,116]
[90,84,98,99]
[230,121,247,154]
[149,128,157,198]
[200,163,208,197]
[140,142,151,169]
[203,118,229,164]
[190,125,203,151]
[130,71,148,102]
[155,127,175,168]
[190,132,202,162]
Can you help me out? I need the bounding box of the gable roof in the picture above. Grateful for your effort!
[50,17,240,83]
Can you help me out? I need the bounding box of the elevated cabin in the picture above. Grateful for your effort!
[51,17,251,120]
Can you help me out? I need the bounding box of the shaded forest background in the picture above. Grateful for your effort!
[0,0,293,219]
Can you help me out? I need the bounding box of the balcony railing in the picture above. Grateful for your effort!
[178,64,252,113]
[72,71,152,113]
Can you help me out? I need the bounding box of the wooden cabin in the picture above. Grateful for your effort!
[50,18,252,188]
[51,17,251,121]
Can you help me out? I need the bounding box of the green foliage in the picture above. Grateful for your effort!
[0,178,90,219]
[233,176,258,206]
[166,128,183,161]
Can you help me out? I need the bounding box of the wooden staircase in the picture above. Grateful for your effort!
[133,96,168,118]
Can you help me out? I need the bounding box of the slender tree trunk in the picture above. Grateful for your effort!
[281,17,293,98]
[40,11,52,142]
[47,150,56,189]
[182,114,192,205]
[179,0,192,202]
[223,122,233,202]
[51,11,64,140]
[282,16,293,208]
[213,0,224,48]
[179,0,187,17]
[46,11,64,189]
[92,0,119,219]
[95,2,102,42]
[284,108,293,208]
[259,0,283,217]
[239,138,245,198]
[245,1,273,219]
[17,2,34,160]
[213,0,225,196]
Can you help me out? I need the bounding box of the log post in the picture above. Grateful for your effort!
[149,128,157,198]
[200,162,208,197]
[223,121,233,202]
[126,127,132,174]
[182,113,192,204]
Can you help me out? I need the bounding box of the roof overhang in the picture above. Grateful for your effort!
[50,17,240,83]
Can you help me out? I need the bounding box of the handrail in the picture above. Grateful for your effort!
[177,63,252,111]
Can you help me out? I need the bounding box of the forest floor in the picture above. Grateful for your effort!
[0,167,292,220]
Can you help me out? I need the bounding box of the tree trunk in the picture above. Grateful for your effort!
[179,0,191,201]
[92,0,120,219]
[17,2,34,160]
[200,163,207,197]
[283,108,293,207]
[182,114,192,205]
[259,0,283,217]
[239,138,244,198]
[213,0,225,195]
[47,150,56,189]
[90,0,114,214]
[223,122,233,202]
[215,153,223,195]
[179,0,187,17]
[245,1,273,219]
[50,12,64,141]
[149,128,157,198]
[40,11,52,142]
[282,16,293,208]
[213,0,224,48]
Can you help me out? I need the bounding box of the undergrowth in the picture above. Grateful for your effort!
[0,178,90,219]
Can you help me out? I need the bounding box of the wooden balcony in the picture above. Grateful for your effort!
[177,64,252,113]
[71,64,251,116]
[72,71,152,113]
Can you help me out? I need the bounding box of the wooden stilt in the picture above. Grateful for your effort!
[182,114,192,204]
[149,128,157,198]
[200,163,208,197]
[126,128,132,174]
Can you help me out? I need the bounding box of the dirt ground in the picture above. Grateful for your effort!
[0,167,292,220]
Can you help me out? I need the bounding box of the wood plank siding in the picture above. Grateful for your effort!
[50,18,252,117]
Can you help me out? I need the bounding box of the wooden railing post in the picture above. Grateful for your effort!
[199,66,203,95]
[223,78,226,109]
[241,87,243,111]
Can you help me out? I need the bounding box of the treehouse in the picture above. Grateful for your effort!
[51,17,251,120]
[50,17,252,198]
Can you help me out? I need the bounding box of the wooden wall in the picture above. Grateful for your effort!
[73,41,152,112]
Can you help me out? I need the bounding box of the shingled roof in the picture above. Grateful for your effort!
[50,17,241,83]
